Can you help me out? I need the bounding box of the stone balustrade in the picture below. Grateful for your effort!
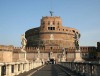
[0,61,42,76]
[59,61,100,76]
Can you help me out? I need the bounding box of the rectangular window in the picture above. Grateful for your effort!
[48,27,55,30]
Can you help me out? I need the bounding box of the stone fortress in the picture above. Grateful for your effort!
[24,14,99,62]
[25,16,80,49]
[0,13,99,63]
[24,14,80,62]
[0,13,100,76]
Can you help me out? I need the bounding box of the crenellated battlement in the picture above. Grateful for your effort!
[0,45,14,51]
[0,44,97,54]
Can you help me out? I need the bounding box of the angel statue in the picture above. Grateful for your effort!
[21,34,27,50]
[37,48,40,58]
[74,33,81,50]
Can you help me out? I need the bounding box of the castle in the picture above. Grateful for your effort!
[25,16,80,50]
[0,14,99,63]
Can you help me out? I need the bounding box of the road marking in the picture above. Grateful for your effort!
[26,65,46,76]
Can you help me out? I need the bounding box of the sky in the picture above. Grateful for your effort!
[0,0,100,47]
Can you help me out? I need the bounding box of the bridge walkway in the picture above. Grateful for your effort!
[16,64,83,76]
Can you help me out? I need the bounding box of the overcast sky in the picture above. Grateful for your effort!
[0,0,100,47]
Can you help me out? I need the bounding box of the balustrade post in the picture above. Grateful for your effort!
[65,62,67,67]
[85,62,92,76]
[6,64,12,76]
[31,62,33,69]
[27,63,29,71]
[71,62,74,71]
[94,64,100,76]
[75,63,78,72]
[0,63,3,76]
[74,62,77,71]
[68,62,70,69]
[69,62,72,69]
[20,63,23,73]
[66,62,68,68]
[74,62,76,71]
[29,63,31,70]
[23,64,25,71]
[25,63,29,71]
[81,63,85,75]
[64,62,66,67]
[32,62,34,69]
[34,62,37,68]
[76,63,80,72]
[14,64,18,75]
[30,62,32,70]
[79,63,82,73]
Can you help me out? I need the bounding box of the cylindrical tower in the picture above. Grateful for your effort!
[25,16,80,52]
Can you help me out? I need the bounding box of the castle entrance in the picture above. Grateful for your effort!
[48,52,55,64]
[50,58,55,64]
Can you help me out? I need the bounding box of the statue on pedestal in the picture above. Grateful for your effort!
[37,48,40,58]
[74,33,80,51]
[18,34,28,62]
[74,33,84,62]
[61,48,66,62]
[35,48,42,64]
[21,34,27,50]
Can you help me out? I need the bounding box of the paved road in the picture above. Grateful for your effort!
[17,64,83,76]
[31,64,69,76]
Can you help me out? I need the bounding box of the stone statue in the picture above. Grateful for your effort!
[61,48,66,62]
[21,34,27,50]
[50,11,54,16]
[62,48,65,55]
[37,48,40,58]
[74,33,80,50]
[50,34,54,40]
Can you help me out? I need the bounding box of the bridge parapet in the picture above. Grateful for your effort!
[59,61,100,76]
[0,61,42,76]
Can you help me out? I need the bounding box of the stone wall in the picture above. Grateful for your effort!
[26,52,61,62]
[0,51,12,62]
[13,53,19,62]
[0,45,14,51]
[66,53,75,61]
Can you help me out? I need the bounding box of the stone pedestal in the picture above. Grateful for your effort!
[35,57,42,67]
[61,55,66,62]
[74,50,84,62]
[17,49,28,62]
[35,58,41,63]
